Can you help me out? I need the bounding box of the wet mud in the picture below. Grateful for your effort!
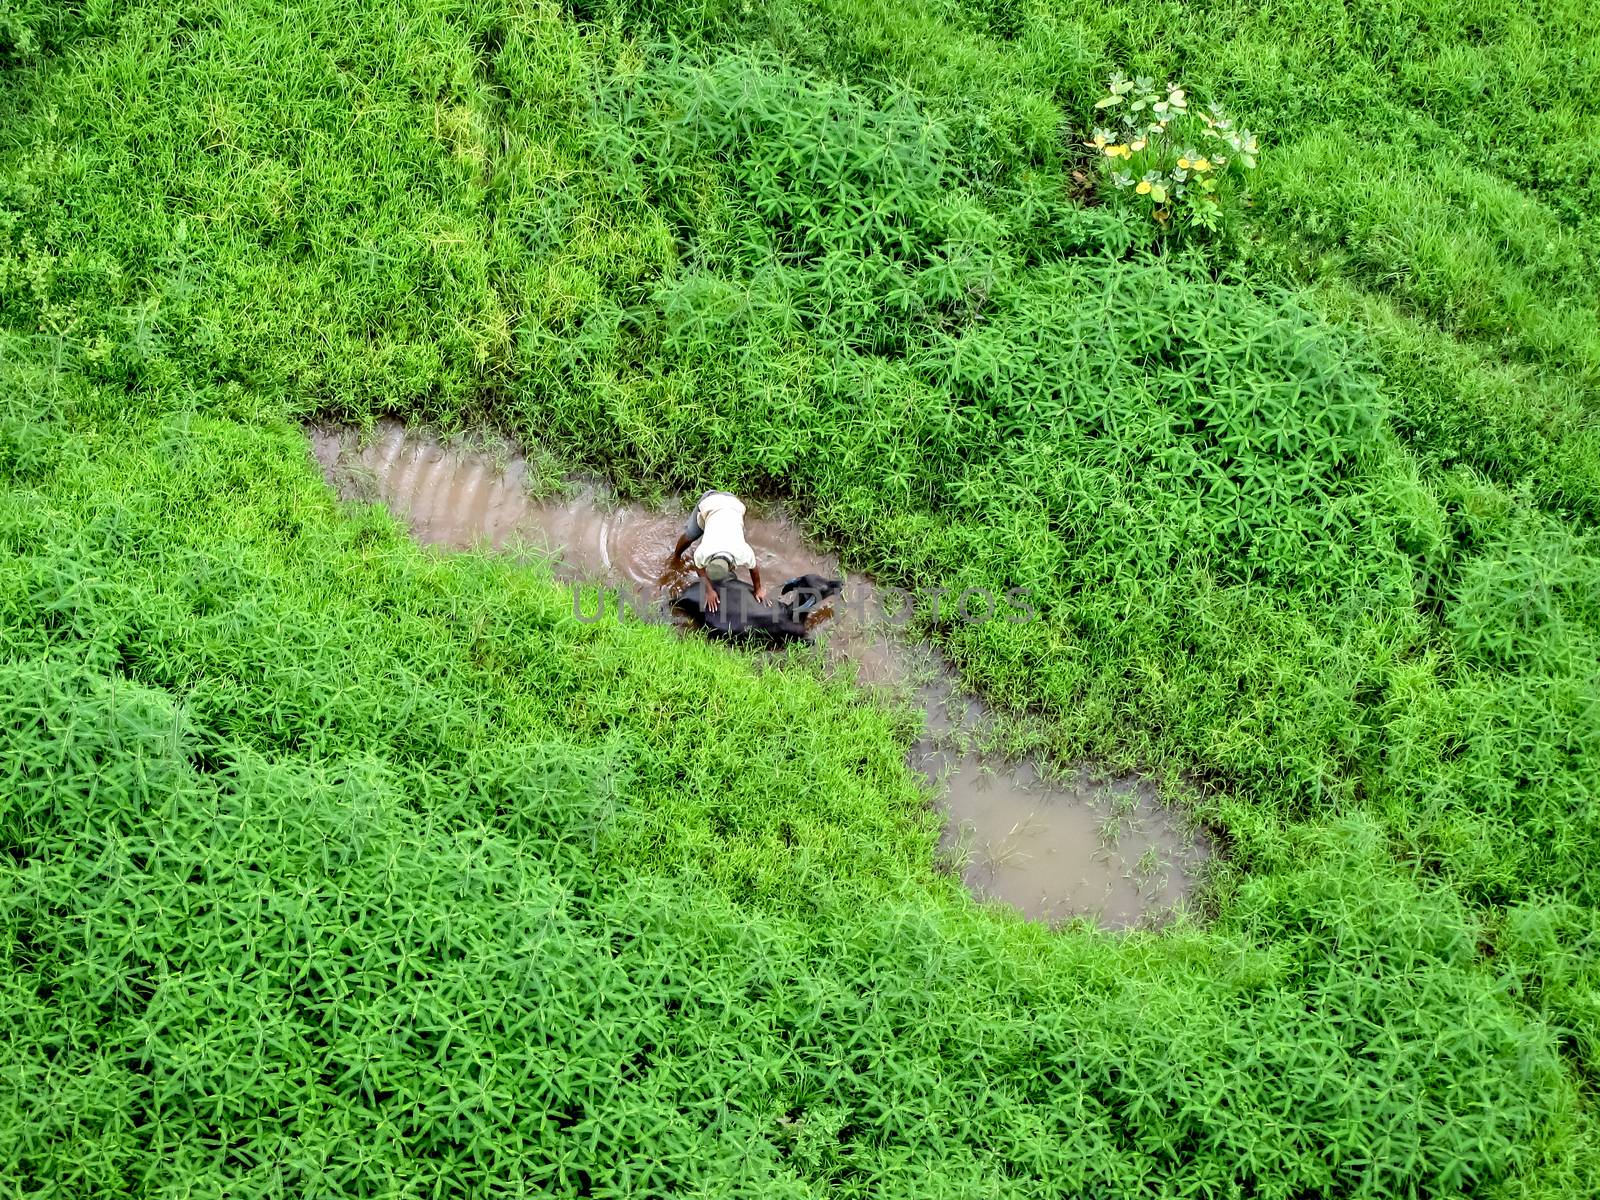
[310,420,1210,927]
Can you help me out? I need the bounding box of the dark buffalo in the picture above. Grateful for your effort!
[670,573,843,644]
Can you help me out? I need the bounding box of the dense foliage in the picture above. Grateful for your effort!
[3,0,1598,1195]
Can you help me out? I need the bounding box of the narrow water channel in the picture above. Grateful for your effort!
[309,421,1210,928]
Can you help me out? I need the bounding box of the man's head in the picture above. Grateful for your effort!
[703,554,735,582]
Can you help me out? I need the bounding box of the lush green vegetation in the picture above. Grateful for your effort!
[4,0,1598,1194]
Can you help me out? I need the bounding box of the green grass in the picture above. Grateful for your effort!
[3,0,1600,1194]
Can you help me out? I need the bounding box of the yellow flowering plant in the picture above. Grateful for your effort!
[1086,73,1259,236]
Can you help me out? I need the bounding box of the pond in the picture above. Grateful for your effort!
[310,420,1211,928]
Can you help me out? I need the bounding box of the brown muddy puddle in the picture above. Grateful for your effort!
[309,420,1210,928]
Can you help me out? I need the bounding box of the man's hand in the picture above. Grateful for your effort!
[753,585,769,606]
[704,585,719,613]
[751,567,770,606]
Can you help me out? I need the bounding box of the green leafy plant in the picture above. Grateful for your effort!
[1088,72,1259,235]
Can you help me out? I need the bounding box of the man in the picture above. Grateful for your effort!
[662,490,768,613]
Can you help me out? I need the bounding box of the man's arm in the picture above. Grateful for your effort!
[749,565,769,605]
[696,565,719,613]
[659,533,693,585]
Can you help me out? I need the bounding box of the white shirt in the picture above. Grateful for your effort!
[692,493,756,570]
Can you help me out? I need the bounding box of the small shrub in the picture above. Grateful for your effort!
[1087,73,1259,236]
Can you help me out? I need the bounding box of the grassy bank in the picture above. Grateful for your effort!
[3,0,1598,1194]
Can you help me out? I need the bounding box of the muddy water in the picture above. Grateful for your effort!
[309,421,1209,928]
